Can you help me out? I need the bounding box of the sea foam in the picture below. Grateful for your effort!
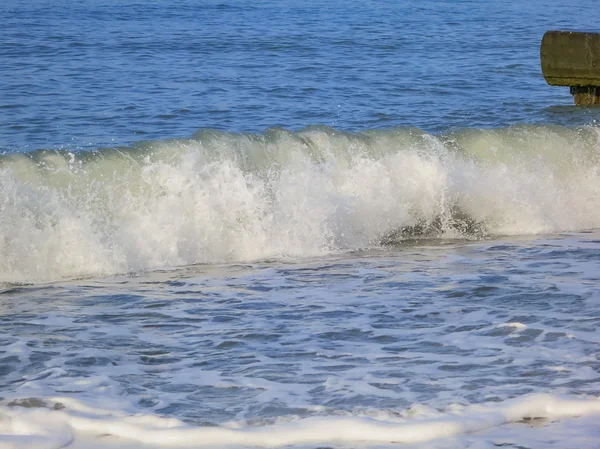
[2,125,600,283]
[1,393,599,448]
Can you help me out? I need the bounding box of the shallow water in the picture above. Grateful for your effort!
[2,233,599,447]
[1,0,600,448]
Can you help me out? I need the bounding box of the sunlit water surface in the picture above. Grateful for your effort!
[1,0,600,448]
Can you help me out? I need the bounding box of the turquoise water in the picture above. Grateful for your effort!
[1,1,600,448]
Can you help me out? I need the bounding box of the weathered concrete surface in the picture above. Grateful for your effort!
[541,31,600,105]
[541,31,600,86]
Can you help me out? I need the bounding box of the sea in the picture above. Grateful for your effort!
[1,1,600,448]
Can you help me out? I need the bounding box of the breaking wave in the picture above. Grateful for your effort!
[2,125,600,282]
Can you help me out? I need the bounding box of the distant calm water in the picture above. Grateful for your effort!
[1,1,599,448]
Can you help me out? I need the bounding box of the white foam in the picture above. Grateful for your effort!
[498,322,528,330]
[0,407,72,449]
[1,394,599,448]
[1,125,600,283]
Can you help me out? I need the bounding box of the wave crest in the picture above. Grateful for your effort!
[2,125,600,282]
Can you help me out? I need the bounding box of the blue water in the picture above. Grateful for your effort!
[1,1,600,448]
[2,0,600,153]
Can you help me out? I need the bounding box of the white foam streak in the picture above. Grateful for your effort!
[1,394,599,448]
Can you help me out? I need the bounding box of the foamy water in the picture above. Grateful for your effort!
[2,125,600,283]
[2,1,600,447]
[1,232,599,448]
[2,394,600,448]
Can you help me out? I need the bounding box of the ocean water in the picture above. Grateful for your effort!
[1,1,600,448]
